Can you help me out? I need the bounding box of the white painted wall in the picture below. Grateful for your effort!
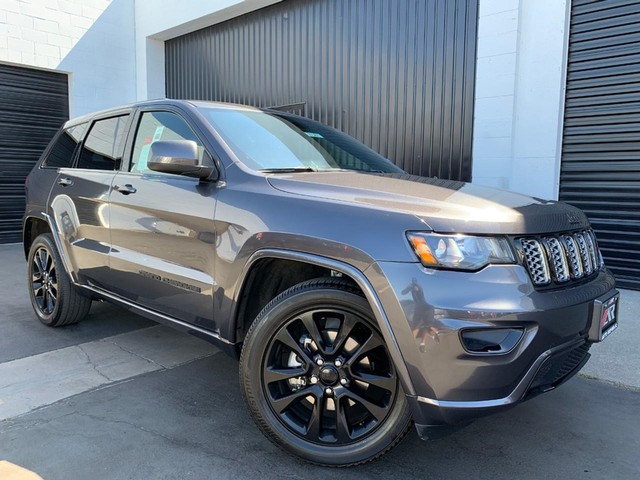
[0,0,136,117]
[472,0,571,200]
[133,0,281,101]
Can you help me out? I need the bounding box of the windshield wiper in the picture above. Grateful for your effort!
[260,167,317,173]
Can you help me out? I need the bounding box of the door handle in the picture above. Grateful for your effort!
[114,184,137,195]
[57,177,74,187]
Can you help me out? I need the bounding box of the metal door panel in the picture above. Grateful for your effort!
[107,171,218,329]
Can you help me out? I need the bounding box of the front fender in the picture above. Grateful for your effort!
[227,248,417,396]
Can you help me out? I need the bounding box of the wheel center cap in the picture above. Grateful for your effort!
[319,365,339,385]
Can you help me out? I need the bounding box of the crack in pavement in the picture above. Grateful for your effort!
[102,338,167,369]
[76,344,114,384]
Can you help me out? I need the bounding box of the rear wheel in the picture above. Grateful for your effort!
[240,278,412,466]
[27,233,91,327]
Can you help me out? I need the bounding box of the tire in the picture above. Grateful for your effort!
[27,233,91,327]
[240,277,412,466]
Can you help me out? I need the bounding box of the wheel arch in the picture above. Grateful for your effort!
[231,249,416,396]
[23,212,77,284]
[23,214,51,259]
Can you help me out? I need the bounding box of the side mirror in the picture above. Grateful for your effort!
[148,140,217,180]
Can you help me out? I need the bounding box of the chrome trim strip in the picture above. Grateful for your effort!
[236,248,416,396]
[78,284,234,345]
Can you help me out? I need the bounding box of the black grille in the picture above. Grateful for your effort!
[518,229,604,287]
[528,342,591,396]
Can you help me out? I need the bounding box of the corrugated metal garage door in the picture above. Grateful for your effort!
[0,63,69,243]
[560,0,640,290]
[165,0,478,181]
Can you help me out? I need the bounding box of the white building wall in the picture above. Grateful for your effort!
[472,0,571,200]
[0,0,136,117]
[133,0,281,102]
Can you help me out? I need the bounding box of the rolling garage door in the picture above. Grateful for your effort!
[165,0,478,182]
[560,0,640,290]
[0,63,69,243]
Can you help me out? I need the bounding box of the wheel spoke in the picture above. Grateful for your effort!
[39,250,48,274]
[273,327,314,365]
[33,284,43,297]
[305,397,322,438]
[271,385,319,413]
[345,331,384,367]
[49,288,57,303]
[44,251,53,273]
[47,293,54,312]
[263,366,307,384]
[350,371,396,392]
[341,390,388,422]
[298,311,325,354]
[33,253,44,274]
[42,288,49,313]
[334,397,352,442]
[330,314,358,354]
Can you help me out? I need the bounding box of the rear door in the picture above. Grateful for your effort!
[48,113,130,287]
[107,107,218,328]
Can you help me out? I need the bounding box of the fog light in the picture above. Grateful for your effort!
[460,328,524,354]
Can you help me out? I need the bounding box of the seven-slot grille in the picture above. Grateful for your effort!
[519,229,604,286]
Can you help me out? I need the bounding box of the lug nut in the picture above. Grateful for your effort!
[325,387,333,395]
[316,358,324,366]
[309,375,318,384]
[340,378,348,386]
[334,359,343,367]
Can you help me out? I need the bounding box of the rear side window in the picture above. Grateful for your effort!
[77,116,129,170]
[42,123,87,168]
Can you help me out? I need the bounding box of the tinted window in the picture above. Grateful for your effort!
[43,123,87,168]
[130,111,205,174]
[77,116,129,171]
[200,108,403,173]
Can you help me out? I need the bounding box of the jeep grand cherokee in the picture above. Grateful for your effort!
[23,99,619,466]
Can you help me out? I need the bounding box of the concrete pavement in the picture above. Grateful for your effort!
[1,355,639,480]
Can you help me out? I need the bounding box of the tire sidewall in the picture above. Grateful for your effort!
[241,286,410,466]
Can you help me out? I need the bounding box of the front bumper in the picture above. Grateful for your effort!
[365,261,617,435]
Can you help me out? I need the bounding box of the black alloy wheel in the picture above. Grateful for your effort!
[263,308,398,444]
[31,246,58,315]
[240,277,411,466]
[27,233,91,327]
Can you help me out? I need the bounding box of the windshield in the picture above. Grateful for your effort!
[200,107,404,173]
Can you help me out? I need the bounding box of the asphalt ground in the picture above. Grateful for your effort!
[1,243,638,479]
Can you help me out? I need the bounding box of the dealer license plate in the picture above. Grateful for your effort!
[588,292,619,342]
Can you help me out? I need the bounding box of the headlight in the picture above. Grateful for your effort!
[407,232,516,271]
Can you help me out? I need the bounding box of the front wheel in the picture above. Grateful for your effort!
[240,277,412,466]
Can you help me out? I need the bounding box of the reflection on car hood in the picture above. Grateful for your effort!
[267,172,590,235]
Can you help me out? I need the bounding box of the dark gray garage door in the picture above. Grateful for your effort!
[560,0,640,290]
[0,63,69,243]
[165,0,478,181]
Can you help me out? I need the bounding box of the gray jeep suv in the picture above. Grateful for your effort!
[23,99,619,466]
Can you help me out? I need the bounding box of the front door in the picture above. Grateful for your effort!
[107,109,218,329]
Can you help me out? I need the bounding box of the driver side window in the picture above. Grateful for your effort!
[130,111,206,174]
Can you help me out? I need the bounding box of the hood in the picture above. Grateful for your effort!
[267,172,590,235]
